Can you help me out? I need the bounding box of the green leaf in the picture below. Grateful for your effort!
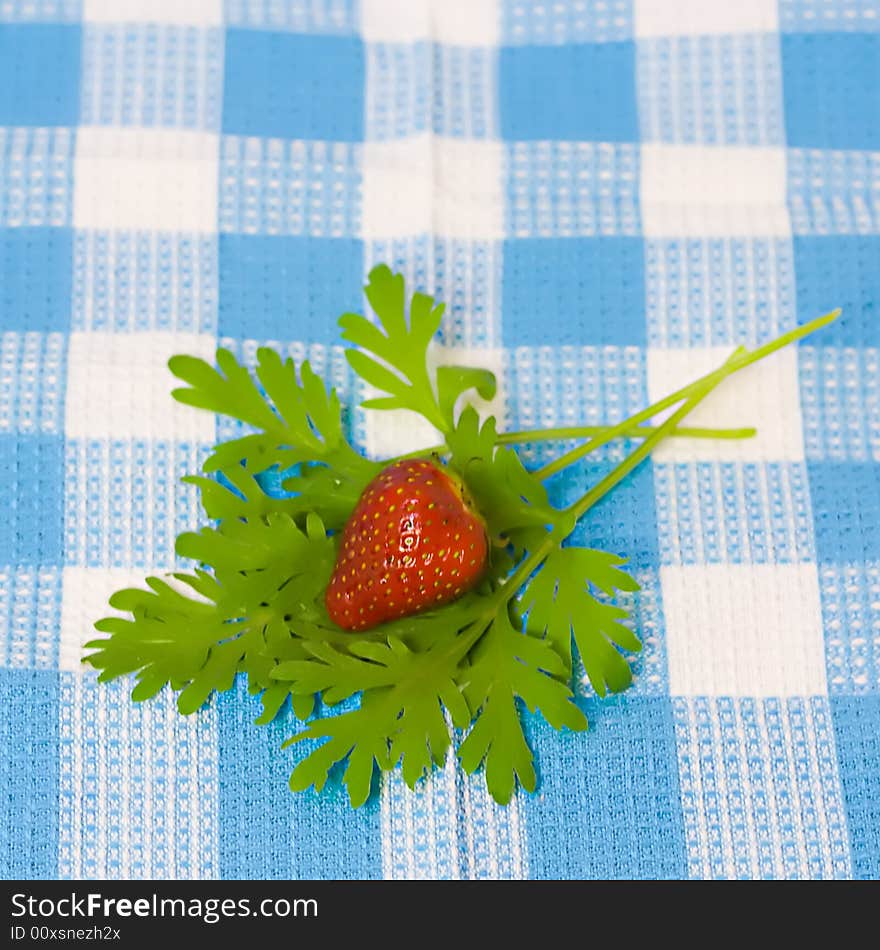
[185,455,372,536]
[436,365,496,430]
[518,547,641,697]
[346,350,411,400]
[91,261,670,815]
[447,406,556,538]
[86,575,244,714]
[169,350,279,434]
[287,696,391,808]
[280,615,478,806]
[84,513,340,719]
[170,346,377,493]
[458,607,588,805]
[183,466,297,522]
[340,265,494,435]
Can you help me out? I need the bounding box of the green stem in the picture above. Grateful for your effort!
[391,309,838,471]
[387,422,755,465]
[535,309,840,480]
[496,366,734,602]
[497,423,756,444]
[566,385,723,523]
[494,307,841,604]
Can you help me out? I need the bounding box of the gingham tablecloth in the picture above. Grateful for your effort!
[1,0,878,881]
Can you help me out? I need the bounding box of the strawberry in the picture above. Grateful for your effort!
[325,459,488,631]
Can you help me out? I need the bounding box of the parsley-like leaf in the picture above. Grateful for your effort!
[458,607,588,804]
[170,346,376,485]
[436,365,497,431]
[279,620,476,807]
[84,511,337,722]
[518,548,642,697]
[447,406,556,537]
[88,266,836,810]
[339,264,496,433]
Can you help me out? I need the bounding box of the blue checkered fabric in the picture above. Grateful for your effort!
[1,0,878,881]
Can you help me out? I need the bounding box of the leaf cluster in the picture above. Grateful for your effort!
[85,265,642,807]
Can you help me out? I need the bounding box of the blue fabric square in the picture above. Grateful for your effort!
[218,235,363,342]
[63,439,205,571]
[499,42,638,142]
[830,696,880,880]
[793,236,880,347]
[80,24,224,131]
[0,434,64,567]
[0,668,60,879]
[808,461,880,565]
[222,30,364,141]
[0,228,73,332]
[502,237,646,346]
[780,0,880,32]
[217,681,381,880]
[638,35,785,147]
[523,697,687,879]
[0,24,81,127]
[782,33,880,150]
[819,564,880,695]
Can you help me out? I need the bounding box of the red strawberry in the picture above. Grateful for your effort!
[325,459,488,631]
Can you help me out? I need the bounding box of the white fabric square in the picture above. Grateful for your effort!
[65,331,217,440]
[647,346,804,462]
[74,128,219,233]
[435,139,504,239]
[634,0,778,37]
[83,0,223,24]
[361,405,441,461]
[362,137,432,239]
[640,145,790,237]
[431,0,501,45]
[361,0,500,45]
[362,137,504,239]
[360,0,428,42]
[60,566,154,673]
[662,563,827,697]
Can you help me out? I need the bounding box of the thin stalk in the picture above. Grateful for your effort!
[492,308,841,601]
[388,422,755,465]
[533,357,744,480]
[386,310,839,471]
[566,388,718,522]
[496,423,756,444]
[534,309,840,480]
[496,369,732,601]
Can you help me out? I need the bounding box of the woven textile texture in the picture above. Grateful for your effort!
[1,0,879,881]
